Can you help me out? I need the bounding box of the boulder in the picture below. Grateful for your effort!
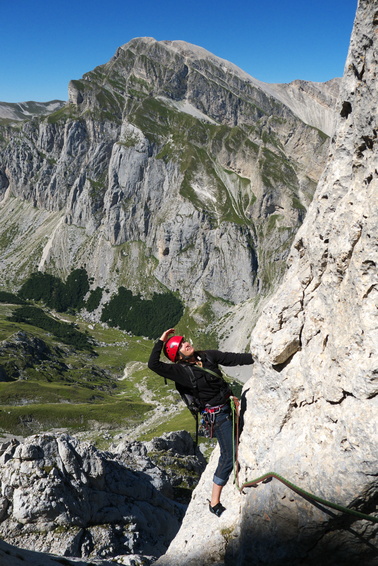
[0,433,185,564]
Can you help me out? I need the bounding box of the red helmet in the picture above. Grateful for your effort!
[164,335,184,362]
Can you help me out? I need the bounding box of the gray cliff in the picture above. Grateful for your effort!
[155,1,378,564]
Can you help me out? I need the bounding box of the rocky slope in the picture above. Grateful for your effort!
[0,431,205,565]
[155,1,378,564]
[0,38,339,346]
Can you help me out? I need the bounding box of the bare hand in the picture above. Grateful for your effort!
[160,328,175,342]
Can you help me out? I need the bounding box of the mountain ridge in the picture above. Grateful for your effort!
[0,100,65,122]
[1,37,338,350]
[0,38,340,136]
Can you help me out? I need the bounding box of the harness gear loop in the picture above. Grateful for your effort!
[202,399,229,438]
[229,399,378,525]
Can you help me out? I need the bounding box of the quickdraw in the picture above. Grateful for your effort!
[201,407,219,438]
[201,398,231,438]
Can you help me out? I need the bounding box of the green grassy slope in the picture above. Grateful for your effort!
[0,303,193,444]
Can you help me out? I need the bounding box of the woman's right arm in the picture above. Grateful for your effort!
[147,330,183,383]
[147,339,166,375]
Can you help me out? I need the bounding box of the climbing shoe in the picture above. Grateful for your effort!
[208,501,226,517]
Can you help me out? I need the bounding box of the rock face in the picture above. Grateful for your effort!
[155,1,378,565]
[0,432,205,564]
[0,38,339,343]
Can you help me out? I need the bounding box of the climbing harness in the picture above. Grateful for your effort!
[202,400,229,438]
[229,398,378,525]
[204,402,228,414]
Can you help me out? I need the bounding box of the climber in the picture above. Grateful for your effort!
[148,328,254,517]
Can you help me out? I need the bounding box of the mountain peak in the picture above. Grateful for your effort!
[111,37,339,135]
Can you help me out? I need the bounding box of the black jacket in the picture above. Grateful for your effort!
[148,340,254,408]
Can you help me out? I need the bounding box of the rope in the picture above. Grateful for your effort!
[229,397,378,524]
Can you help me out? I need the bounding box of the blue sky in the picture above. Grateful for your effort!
[2,0,357,103]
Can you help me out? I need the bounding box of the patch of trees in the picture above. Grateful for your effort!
[8,306,93,351]
[12,270,183,339]
[0,291,26,304]
[86,287,103,312]
[101,287,184,339]
[18,269,90,312]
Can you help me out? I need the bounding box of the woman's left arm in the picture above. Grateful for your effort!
[207,350,254,367]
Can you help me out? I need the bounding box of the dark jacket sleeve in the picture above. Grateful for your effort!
[205,350,254,367]
[147,340,191,387]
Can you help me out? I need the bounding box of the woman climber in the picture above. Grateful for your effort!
[148,328,254,517]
